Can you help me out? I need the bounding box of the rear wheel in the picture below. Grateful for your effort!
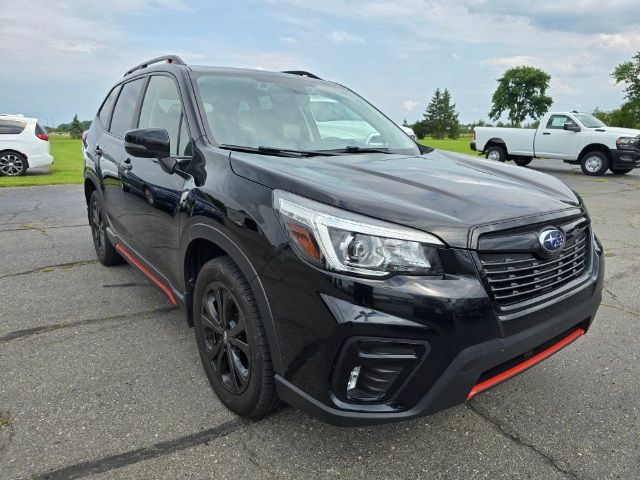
[89,191,123,266]
[486,145,506,162]
[513,157,532,167]
[194,256,279,418]
[0,152,27,176]
[609,167,632,175]
[581,151,609,176]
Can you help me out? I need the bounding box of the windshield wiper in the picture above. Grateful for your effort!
[218,144,337,157]
[322,146,392,154]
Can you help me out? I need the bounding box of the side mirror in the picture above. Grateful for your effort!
[563,121,581,132]
[124,128,177,174]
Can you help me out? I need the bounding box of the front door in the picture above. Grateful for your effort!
[534,114,580,159]
[119,74,193,286]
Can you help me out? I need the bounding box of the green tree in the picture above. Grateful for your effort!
[423,88,460,139]
[69,114,83,139]
[489,66,553,127]
[612,52,640,126]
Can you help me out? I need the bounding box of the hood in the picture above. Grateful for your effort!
[230,149,582,248]
[593,126,640,137]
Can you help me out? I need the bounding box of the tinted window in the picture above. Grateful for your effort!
[138,75,190,156]
[98,85,121,128]
[0,120,27,135]
[546,115,570,129]
[110,79,144,138]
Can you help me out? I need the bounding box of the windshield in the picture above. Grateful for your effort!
[193,72,418,154]
[575,114,607,128]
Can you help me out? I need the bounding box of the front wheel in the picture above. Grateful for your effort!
[581,151,609,176]
[486,145,506,162]
[194,256,279,418]
[609,167,632,175]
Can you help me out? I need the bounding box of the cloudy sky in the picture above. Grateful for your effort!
[1,0,638,127]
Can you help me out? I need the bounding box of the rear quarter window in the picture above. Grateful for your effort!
[98,85,122,128]
[0,120,27,134]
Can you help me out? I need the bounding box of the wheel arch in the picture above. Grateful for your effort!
[484,138,506,153]
[181,223,284,374]
[578,143,611,162]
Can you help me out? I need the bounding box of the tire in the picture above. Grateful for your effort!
[89,191,123,266]
[486,145,506,162]
[194,256,279,418]
[580,151,609,176]
[513,157,533,167]
[0,151,27,176]
[609,167,632,175]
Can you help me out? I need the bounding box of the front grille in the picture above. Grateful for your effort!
[479,222,590,307]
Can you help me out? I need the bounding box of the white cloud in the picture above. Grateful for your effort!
[329,30,365,45]
[280,36,298,44]
[402,100,419,111]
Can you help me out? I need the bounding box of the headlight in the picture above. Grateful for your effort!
[616,136,640,150]
[273,190,445,277]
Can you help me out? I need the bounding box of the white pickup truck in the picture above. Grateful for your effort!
[471,111,640,176]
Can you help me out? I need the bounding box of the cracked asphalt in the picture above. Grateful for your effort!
[0,159,639,479]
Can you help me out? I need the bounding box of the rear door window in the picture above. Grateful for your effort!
[0,120,27,134]
[109,79,145,138]
[98,85,121,128]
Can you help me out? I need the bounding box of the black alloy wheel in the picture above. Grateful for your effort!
[194,256,279,418]
[201,282,251,394]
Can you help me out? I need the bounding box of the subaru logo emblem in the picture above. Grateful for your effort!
[539,228,565,253]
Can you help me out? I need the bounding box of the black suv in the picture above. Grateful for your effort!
[83,55,604,426]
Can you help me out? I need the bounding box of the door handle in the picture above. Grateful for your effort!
[94,145,103,156]
[122,158,132,170]
[542,132,551,135]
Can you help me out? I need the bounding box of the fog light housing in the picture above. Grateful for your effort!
[332,338,430,404]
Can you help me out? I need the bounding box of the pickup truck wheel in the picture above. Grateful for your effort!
[513,157,532,167]
[609,167,632,175]
[486,146,506,162]
[194,256,279,419]
[581,152,609,176]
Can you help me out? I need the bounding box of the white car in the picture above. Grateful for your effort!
[400,125,416,140]
[472,111,640,176]
[0,114,53,176]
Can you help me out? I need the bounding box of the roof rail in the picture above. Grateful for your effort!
[281,70,322,80]
[124,55,186,77]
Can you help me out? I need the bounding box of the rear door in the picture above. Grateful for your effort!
[534,114,580,159]
[119,74,192,284]
[96,78,145,236]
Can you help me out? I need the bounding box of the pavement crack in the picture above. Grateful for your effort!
[33,418,249,480]
[0,260,98,280]
[467,402,585,480]
[0,410,14,457]
[0,223,88,233]
[0,306,177,344]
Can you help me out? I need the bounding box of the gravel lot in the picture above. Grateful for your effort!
[1,160,639,479]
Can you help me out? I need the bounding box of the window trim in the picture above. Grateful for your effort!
[107,76,147,139]
[97,84,122,131]
[135,72,193,158]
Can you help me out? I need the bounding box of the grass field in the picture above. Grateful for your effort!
[0,134,481,188]
[418,134,481,156]
[0,136,83,187]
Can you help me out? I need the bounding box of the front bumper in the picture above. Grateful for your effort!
[611,148,640,169]
[262,242,604,426]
